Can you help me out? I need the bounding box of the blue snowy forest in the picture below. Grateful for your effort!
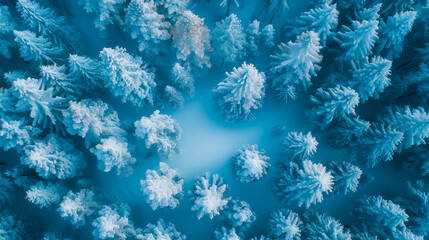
[2,0,429,239]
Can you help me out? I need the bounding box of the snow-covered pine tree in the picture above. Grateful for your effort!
[282,131,318,161]
[351,123,403,168]
[125,0,170,54]
[140,162,184,210]
[335,19,378,68]
[17,0,78,51]
[213,62,266,122]
[274,160,333,208]
[99,47,156,107]
[286,2,339,47]
[381,106,429,151]
[11,77,69,130]
[39,64,81,95]
[134,110,182,159]
[92,204,138,240]
[307,85,359,129]
[20,134,86,180]
[328,161,362,195]
[68,54,104,90]
[268,208,302,239]
[353,195,409,237]
[349,56,392,102]
[172,10,212,68]
[212,14,246,65]
[189,172,230,219]
[269,31,322,103]
[13,30,62,64]
[377,11,417,59]
[58,188,99,227]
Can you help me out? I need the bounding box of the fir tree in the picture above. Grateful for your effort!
[282,131,318,161]
[212,14,246,64]
[268,208,302,239]
[335,20,378,67]
[172,10,212,68]
[274,160,333,208]
[77,0,126,31]
[13,30,62,64]
[303,212,352,240]
[349,56,392,102]
[125,0,170,54]
[381,106,429,151]
[329,161,362,195]
[351,123,403,168]
[99,47,156,107]
[377,11,417,59]
[307,85,359,129]
[68,54,104,89]
[17,0,78,51]
[40,64,81,95]
[269,31,322,103]
[213,62,266,122]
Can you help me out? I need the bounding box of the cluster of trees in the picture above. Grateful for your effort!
[0,0,429,239]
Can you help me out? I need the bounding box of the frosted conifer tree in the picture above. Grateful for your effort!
[353,195,408,237]
[212,14,246,64]
[303,212,352,240]
[99,47,156,107]
[190,172,230,219]
[213,62,266,122]
[58,189,99,227]
[355,4,382,22]
[233,144,270,183]
[171,63,195,97]
[3,70,30,85]
[351,123,403,168]
[274,160,333,208]
[0,174,13,206]
[62,99,125,147]
[287,2,339,47]
[335,20,378,67]
[382,106,429,151]
[307,85,359,129]
[0,6,17,58]
[125,0,170,54]
[246,20,261,56]
[157,86,184,109]
[68,54,104,89]
[214,227,240,240]
[268,208,302,240]
[40,64,81,95]
[0,210,27,240]
[398,180,429,237]
[13,30,62,64]
[90,137,136,176]
[16,0,77,51]
[329,161,362,195]
[77,0,126,31]
[331,116,370,148]
[269,31,322,103]
[134,110,182,159]
[140,219,186,240]
[21,134,86,180]
[172,10,212,68]
[140,162,184,210]
[26,181,65,209]
[377,11,417,59]
[92,204,137,240]
[223,200,256,230]
[349,56,392,102]
[282,132,318,161]
[262,24,275,47]
[0,118,40,153]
